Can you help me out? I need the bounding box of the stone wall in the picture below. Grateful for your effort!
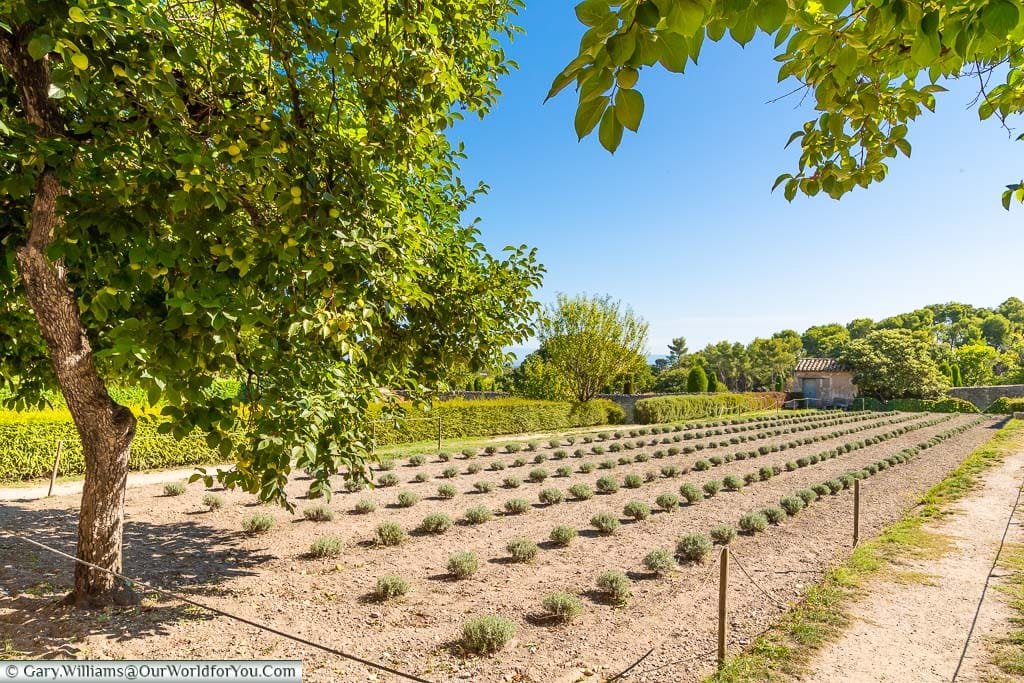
[949,385,1024,410]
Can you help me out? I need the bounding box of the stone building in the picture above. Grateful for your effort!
[791,358,858,408]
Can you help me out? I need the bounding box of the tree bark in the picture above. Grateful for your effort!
[1,29,138,607]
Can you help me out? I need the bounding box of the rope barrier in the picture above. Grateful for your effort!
[1,531,435,683]
[730,550,791,611]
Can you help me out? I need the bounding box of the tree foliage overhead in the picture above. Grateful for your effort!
[536,293,649,402]
[554,0,1024,207]
[0,0,542,506]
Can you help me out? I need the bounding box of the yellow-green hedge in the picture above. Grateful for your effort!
[368,398,621,447]
[0,397,620,482]
[633,393,785,424]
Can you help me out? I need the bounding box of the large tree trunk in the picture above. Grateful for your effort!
[1,30,138,607]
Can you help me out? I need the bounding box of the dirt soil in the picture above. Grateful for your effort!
[805,433,1024,683]
[0,412,1002,682]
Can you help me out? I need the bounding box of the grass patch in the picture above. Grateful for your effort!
[990,543,1024,675]
[707,418,1022,682]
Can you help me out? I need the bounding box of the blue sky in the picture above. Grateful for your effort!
[454,2,1023,359]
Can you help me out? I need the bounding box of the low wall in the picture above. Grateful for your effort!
[949,385,1024,410]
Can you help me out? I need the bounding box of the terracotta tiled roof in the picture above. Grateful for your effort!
[794,357,848,373]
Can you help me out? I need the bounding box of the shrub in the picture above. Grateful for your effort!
[461,615,517,654]
[461,448,477,458]
[596,476,620,494]
[598,458,615,468]
[437,483,457,499]
[242,513,274,534]
[548,439,562,449]
[623,500,652,521]
[502,476,522,489]
[758,466,773,481]
[512,457,528,467]
[203,493,225,512]
[163,482,186,496]
[541,591,583,623]
[408,455,426,467]
[710,524,736,545]
[375,521,406,546]
[661,465,680,478]
[644,470,658,482]
[797,488,818,504]
[344,479,364,493]
[556,465,573,478]
[693,459,711,472]
[703,480,722,497]
[529,468,549,483]
[501,498,529,516]
[825,479,843,494]
[785,461,797,472]
[447,551,479,579]
[413,472,430,483]
[527,440,540,451]
[656,492,680,512]
[739,512,768,534]
[473,481,495,494]
[679,482,703,504]
[596,570,631,605]
[634,394,784,424]
[506,537,538,563]
[309,535,342,558]
[533,453,548,464]
[539,488,564,505]
[464,505,493,524]
[762,507,786,524]
[377,459,397,471]
[643,547,677,575]
[441,467,459,479]
[488,461,506,472]
[569,483,594,500]
[812,483,831,497]
[438,452,453,462]
[623,473,643,489]
[397,491,420,508]
[354,498,377,514]
[419,513,454,534]
[579,462,596,474]
[550,525,577,546]
[591,512,621,535]
[303,503,333,522]
[676,533,713,562]
[374,575,409,601]
[467,463,483,474]
[780,496,805,516]
[484,446,498,455]
[722,474,744,491]
[506,443,521,454]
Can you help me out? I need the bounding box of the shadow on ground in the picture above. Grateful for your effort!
[0,503,272,658]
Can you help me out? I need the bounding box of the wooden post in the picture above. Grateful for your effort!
[718,546,729,667]
[853,479,861,546]
[370,422,376,457]
[47,439,64,497]
[437,415,442,452]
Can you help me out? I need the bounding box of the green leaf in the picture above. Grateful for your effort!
[657,32,689,72]
[27,35,54,60]
[910,30,940,66]
[576,0,614,27]
[614,89,645,131]
[730,11,757,46]
[598,105,624,152]
[607,32,637,65]
[666,0,705,35]
[835,44,858,76]
[893,138,911,157]
[982,0,1020,36]
[822,0,848,12]
[755,0,788,33]
[575,95,610,138]
[636,1,662,26]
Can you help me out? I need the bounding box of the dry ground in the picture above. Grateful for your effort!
[0,411,1002,682]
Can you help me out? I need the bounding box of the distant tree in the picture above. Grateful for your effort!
[952,363,963,387]
[538,294,649,402]
[653,367,690,393]
[686,366,709,393]
[706,372,719,392]
[801,324,850,357]
[999,297,1024,325]
[982,315,1013,350]
[847,318,876,340]
[509,351,571,402]
[956,343,1000,386]
[666,336,689,366]
[841,330,949,400]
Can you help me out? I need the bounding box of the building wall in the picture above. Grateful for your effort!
[792,372,858,404]
[949,384,1024,410]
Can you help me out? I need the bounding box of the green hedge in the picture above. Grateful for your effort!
[0,379,244,410]
[369,398,622,448]
[988,397,1024,414]
[0,414,226,483]
[858,397,979,413]
[633,393,785,424]
[0,397,621,482]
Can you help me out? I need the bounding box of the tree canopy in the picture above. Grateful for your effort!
[841,329,949,399]
[0,0,540,603]
[554,0,1024,207]
[536,293,649,402]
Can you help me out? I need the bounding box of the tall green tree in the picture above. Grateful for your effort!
[537,293,649,402]
[801,323,849,357]
[555,0,1024,207]
[686,365,708,392]
[666,335,688,366]
[0,0,541,605]
[841,329,949,399]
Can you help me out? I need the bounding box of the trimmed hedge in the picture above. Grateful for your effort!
[859,397,978,413]
[1,397,621,482]
[988,397,1024,414]
[369,398,622,447]
[633,393,785,424]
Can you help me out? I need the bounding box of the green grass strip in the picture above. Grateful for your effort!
[707,418,1024,682]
